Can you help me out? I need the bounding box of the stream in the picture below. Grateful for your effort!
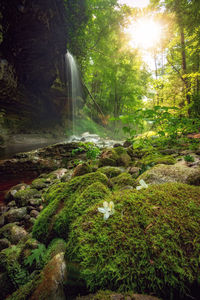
[0,132,123,204]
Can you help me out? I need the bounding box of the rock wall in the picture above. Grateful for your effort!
[0,0,69,145]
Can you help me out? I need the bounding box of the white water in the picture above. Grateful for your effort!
[65,51,83,135]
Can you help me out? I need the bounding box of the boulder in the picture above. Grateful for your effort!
[4,207,27,223]
[0,223,28,244]
[66,183,200,299]
[30,252,67,300]
[138,164,200,185]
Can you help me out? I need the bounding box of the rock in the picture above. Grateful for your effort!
[66,182,200,299]
[4,183,28,203]
[111,172,136,189]
[127,166,140,178]
[1,223,28,244]
[0,215,5,227]
[72,163,92,177]
[7,200,16,207]
[30,252,67,300]
[31,178,49,190]
[30,210,39,218]
[98,166,125,178]
[29,198,42,206]
[13,188,41,207]
[32,175,109,244]
[4,207,27,223]
[0,238,11,251]
[99,147,131,167]
[138,164,200,185]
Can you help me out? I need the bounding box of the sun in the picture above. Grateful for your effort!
[125,18,162,49]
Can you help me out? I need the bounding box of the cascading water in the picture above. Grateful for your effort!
[65,51,83,135]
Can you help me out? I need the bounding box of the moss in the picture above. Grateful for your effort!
[139,153,176,167]
[98,166,124,178]
[14,188,41,206]
[32,172,108,244]
[7,273,41,300]
[0,245,29,289]
[66,183,200,299]
[110,173,136,189]
[31,178,48,190]
[44,238,67,264]
[53,182,111,239]
[32,196,62,244]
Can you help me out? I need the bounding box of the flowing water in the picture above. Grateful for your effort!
[65,51,83,135]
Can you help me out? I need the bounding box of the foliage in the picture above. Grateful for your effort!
[120,106,200,143]
[184,154,195,163]
[66,183,200,298]
[24,244,46,268]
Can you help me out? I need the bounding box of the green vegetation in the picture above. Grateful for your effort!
[66,183,200,298]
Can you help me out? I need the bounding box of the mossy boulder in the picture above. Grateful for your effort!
[66,183,200,299]
[0,245,29,292]
[110,173,136,189]
[72,163,92,177]
[44,238,67,264]
[13,188,41,207]
[32,172,109,244]
[99,147,131,167]
[98,166,125,178]
[138,163,200,185]
[139,153,176,167]
[29,252,67,300]
[0,223,28,244]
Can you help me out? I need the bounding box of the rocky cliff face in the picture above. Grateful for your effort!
[0,0,68,146]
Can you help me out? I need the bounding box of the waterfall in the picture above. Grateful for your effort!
[65,51,83,135]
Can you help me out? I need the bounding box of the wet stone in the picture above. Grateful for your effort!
[4,207,27,223]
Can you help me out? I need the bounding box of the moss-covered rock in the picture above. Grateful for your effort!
[31,178,49,190]
[13,188,41,207]
[138,163,200,185]
[98,166,125,178]
[110,173,136,189]
[99,147,131,167]
[30,252,67,300]
[32,172,108,244]
[66,183,200,299]
[139,153,176,167]
[0,223,28,244]
[72,163,93,177]
[44,238,67,264]
[0,245,29,292]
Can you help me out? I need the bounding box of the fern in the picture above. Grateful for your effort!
[24,244,46,267]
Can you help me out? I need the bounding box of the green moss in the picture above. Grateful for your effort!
[14,188,41,206]
[110,173,136,189]
[32,196,62,243]
[32,172,108,244]
[140,153,176,166]
[7,274,41,300]
[44,238,67,264]
[98,166,124,178]
[0,245,29,289]
[66,183,200,298]
[31,178,48,190]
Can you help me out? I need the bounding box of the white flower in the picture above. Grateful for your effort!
[98,201,115,220]
[136,179,148,190]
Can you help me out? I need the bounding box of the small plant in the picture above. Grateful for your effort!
[184,154,195,162]
[86,145,101,160]
[71,147,84,156]
[24,244,46,268]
